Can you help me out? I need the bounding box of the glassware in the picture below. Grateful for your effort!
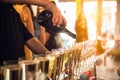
[34,56,50,80]
[3,64,22,80]
[3,60,21,80]
[19,60,37,80]
[48,49,61,80]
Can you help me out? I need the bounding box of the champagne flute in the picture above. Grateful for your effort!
[45,54,56,79]
[19,60,37,80]
[3,63,22,80]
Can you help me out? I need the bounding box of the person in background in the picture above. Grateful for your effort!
[0,0,67,66]
[39,1,62,51]
[14,4,34,60]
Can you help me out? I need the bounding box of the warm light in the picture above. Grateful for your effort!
[56,0,116,47]
[83,2,97,40]
[107,40,115,49]
[83,1,116,40]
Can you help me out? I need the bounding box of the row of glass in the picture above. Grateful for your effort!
[0,41,96,80]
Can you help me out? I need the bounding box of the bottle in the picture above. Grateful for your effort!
[37,10,76,39]
[75,12,88,42]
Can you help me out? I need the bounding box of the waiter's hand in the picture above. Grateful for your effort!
[52,9,67,27]
[44,2,67,27]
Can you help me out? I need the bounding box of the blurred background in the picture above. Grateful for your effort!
[59,0,117,45]
[27,0,120,66]
[33,0,118,48]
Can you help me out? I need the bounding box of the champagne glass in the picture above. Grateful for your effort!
[50,49,62,80]
[3,64,22,80]
[19,60,37,80]
[45,54,56,79]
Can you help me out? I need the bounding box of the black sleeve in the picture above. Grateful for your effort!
[23,26,33,42]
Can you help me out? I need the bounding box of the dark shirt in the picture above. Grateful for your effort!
[0,2,33,66]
